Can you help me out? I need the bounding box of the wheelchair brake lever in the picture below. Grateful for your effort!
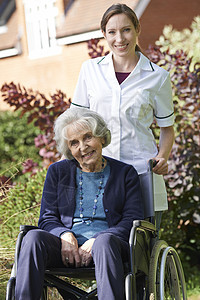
[148,159,158,171]
[152,160,158,168]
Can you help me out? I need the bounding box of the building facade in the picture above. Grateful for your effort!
[0,0,199,110]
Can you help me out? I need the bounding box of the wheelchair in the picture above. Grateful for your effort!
[6,160,187,299]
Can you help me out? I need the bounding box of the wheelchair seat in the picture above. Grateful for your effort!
[6,160,187,300]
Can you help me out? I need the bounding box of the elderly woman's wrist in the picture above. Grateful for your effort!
[60,231,75,239]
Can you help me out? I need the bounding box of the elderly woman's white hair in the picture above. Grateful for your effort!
[54,108,111,159]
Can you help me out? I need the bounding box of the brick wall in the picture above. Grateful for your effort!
[0,39,109,110]
[139,0,200,50]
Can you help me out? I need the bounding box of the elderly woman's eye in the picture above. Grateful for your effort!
[85,134,93,140]
[71,140,78,147]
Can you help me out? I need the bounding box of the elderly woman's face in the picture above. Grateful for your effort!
[66,126,104,172]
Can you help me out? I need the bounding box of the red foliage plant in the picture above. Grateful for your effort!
[87,39,109,58]
[146,45,200,265]
[1,83,71,167]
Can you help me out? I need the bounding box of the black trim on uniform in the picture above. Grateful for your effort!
[155,112,174,119]
[71,103,90,109]
[149,61,155,71]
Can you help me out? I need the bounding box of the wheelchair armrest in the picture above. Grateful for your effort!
[19,225,39,233]
[129,219,156,248]
[16,226,39,255]
[132,219,156,232]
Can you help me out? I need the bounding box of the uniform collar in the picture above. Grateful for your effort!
[97,52,117,82]
[137,52,155,72]
[97,51,154,74]
[96,52,112,65]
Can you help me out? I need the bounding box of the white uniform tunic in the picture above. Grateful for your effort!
[72,52,174,211]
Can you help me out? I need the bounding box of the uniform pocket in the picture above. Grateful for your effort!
[125,90,150,121]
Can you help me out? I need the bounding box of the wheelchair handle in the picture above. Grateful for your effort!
[148,159,158,171]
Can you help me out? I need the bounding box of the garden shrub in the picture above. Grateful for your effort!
[0,83,70,168]
[156,16,200,68]
[87,38,109,58]
[0,167,47,247]
[146,46,200,269]
[0,166,47,299]
[0,110,42,178]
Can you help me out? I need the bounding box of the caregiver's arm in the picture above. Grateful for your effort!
[153,126,175,175]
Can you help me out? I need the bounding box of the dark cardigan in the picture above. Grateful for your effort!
[38,157,144,243]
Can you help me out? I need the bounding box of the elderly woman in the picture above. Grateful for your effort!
[15,108,143,300]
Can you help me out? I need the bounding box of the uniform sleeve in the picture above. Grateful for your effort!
[154,73,174,127]
[71,62,90,109]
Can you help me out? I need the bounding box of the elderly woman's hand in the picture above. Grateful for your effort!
[61,232,81,267]
[79,238,95,267]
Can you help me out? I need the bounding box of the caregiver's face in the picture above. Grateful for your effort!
[103,13,138,59]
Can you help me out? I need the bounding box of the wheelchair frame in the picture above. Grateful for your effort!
[6,160,187,300]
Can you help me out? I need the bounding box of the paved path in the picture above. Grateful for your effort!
[189,295,200,300]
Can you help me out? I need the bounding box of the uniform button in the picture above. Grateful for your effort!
[105,209,109,213]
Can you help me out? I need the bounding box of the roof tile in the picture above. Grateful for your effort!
[57,0,139,38]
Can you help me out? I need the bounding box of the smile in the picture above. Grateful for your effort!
[115,44,128,49]
[82,151,94,159]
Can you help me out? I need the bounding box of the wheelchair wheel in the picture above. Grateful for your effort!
[149,240,168,299]
[160,246,187,300]
[149,240,187,300]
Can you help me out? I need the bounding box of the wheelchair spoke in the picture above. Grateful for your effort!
[160,247,187,300]
[162,255,180,299]
[149,241,187,300]
[149,240,168,300]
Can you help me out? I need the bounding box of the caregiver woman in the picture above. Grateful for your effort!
[71,3,175,229]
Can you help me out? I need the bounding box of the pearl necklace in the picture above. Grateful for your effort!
[78,158,105,225]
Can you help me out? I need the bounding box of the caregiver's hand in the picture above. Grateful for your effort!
[152,157,168,175]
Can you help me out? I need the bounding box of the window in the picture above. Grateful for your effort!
[23,0,61,59]
[0,0,16,34]
[63,0,74,15]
